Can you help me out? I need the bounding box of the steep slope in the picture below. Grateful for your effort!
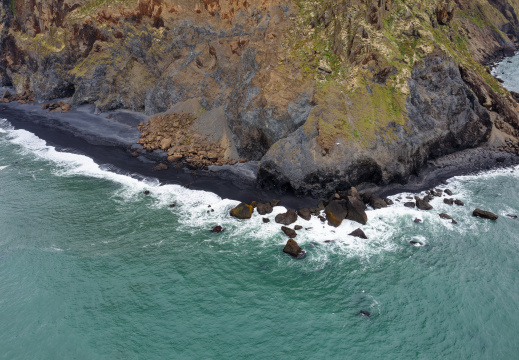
[1,0,519,197]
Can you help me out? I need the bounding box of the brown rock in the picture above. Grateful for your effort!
[281,226,297,238]
[269,199,281,207]
[167,155,182,162]
[131,151,140,158]
[275,209,298,225]
[325,200,347,227]
[349,228,367,239]
[415,196,433,210]
[160,137,173,150]
[404,202,416,208]
[444,198,454,205]
[211,225,223,233]
[283,239,305,259]
[230,203,254,219]
[294,225,303,230]
[262,217,270,223]
[473,208,498,221]
[346,196,368,225]
[257,202,273,215]
[61,103,72,112]
[454,200,465,206]
[297,208,312,221]
[152,163,169,171]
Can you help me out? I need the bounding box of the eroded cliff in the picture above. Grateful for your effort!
[1,0,519,197]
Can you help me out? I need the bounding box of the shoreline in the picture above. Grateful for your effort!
[1,95,519,211]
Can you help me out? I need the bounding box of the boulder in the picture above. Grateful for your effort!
[211,225,223,233]
[152,163,169,171]
[349,228,367,239]
[160,137,173,150]
[131,151,140,158]
[325,200,347,227]
[384,198,394,206]
[445,189,453,196]
[257,202,273,215]
[281,226,297,238]
[346,196,368,225]
[262,217,270,223]
[144,190,150,195]
[230,203,254,219]
[283,239,306,258]
[269,199,281,207]
[275,209,298,225]
[318,215,326,222]
[439,213,457,224]
[414,218,422,223]
[410,241,424,246]
[61,103,72,112]
[454,199,464,206]
[444,198,454,205]
[294,225,303,230]
[472,208,498,220]
[404,202,416,208]
[169,203,176,208]
[368,193,388,209]
[297,208,312,221]
[415,196,433,210]
[423,195,434,202]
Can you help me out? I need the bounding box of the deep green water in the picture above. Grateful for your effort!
[1,118,519,359]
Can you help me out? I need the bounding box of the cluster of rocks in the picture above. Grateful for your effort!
[1,90,35,104]
[497,139,519,154]
[136,113,234,169]
[41,101,72,113]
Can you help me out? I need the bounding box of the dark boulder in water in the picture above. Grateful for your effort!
[257,202,273,215]
[439,213,457,224]
[144,190,150,195]
[297,208,312,221]
[415,196,433,210]
[275,209,298,225]
[423,194,434,202]
[281,226,297,238]
[361,192,387,209]
[294,225,303,230]
[359,310,371,317]
[404,202,416,208]
[454,199,464,206]
[325,200,348,227]
[211,225,223,233]
[410,241,424,246]
[349,228,368,239]
[414,218,422,223]
[152,163,169,171]
[444,198,454,205]
[506,214,518,219]
[473,208,499,220]
[230,203,254,219]
[262,217,270,223]
[384,198,394,206]
[318,215,326,222]
[283,239,305,258]
[346,196,368,225]
[269,199,281,207]
[169,203,176,208]
[445,189,453,196]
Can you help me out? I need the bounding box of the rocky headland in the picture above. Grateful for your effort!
[2,0,519,205]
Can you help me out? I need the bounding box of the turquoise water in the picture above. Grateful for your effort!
[1,119,519,359]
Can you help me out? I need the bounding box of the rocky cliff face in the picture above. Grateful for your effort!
[1,0,519,198]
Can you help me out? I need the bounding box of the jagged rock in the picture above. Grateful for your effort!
[262,217,270,223]
[211,225,223,233]
[283,239,305,259]
[281,226,297,238]
[230,203,254,219]
[415,196,433,210]
[349,228,367,239]
[294,225,303,230]
[439,213,457,224]
[325,200,347,227]
[297,208,312,221]
[404,202,416,208]
[454,200,465,206]
[275,209,298,225]
[444,198,454,205]
[269,199,281,207]
[257,203,273,215]
[473,208,499,220]
[152,163,168,171]
[346,196,368,225]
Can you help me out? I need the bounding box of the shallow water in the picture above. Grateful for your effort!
[1,95,519,358]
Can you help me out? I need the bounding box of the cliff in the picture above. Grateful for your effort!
[1,0,519,197]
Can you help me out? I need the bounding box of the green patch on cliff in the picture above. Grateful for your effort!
[306,81,407,151]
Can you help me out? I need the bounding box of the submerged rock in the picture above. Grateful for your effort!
[413,218,422,223]
[506,214,518,219]
[410,241,424,246]
[473,208,499,220]
[230,203,254,219]
[359,310,371,317]
[211,225,223,233]
[152,163,169,171]
[281,226,297,238]
[283,239,306,259]
[275,209,298,225]
[349,228,368,239]
[404,202,416,208]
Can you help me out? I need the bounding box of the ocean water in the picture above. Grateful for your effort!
[0,111,519,357]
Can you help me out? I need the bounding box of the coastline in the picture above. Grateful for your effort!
[2,96,519,210]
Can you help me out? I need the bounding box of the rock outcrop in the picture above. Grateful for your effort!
[283,239,305,259]
[473,208,499,220]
